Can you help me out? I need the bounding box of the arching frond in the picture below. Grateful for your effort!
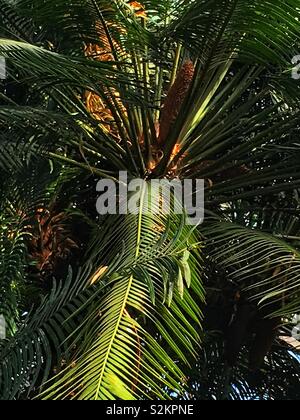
[203,221,300,317]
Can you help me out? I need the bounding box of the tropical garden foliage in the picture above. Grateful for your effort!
[0,0,299,400]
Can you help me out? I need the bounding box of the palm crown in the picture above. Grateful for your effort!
[0,0,299,400]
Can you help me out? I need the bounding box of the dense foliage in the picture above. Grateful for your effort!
[0,0,299,400]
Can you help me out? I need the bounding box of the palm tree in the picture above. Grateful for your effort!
[0,0,299,400]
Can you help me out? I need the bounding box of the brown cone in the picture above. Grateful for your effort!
[158,60,195,145]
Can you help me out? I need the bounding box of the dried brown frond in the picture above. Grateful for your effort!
[128,1,147,18]
[28,209,78,276]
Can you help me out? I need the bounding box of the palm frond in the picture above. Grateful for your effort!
[39,186,204,400]
[203,220,300,317]
[0,265,102,400]
[186,335,300,400]
[0,216,27,337]
[164,0,300,67]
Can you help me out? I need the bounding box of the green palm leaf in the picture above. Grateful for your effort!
[203,220,300,317]
[40,185,204,400]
